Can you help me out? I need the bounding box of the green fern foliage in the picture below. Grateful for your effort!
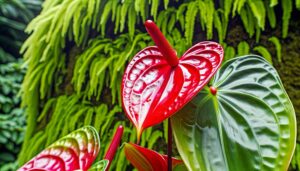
[266,2,276,28]
[268,36,282,62]
[224,45,236,61]
[282,0,293,38]
[247,0,266,29]
[254,45,273,64]
[297,0,300,9]
[237,41,250,56]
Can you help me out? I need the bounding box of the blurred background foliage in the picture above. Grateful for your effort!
[0,0,41,170]
[0,0,300,170]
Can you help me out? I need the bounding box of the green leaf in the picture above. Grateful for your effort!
[268,36,282,62]
[213,10,223,43]
[232,0,246,15]
[224,0,233,21]
[253,46,272,64]
[224,45,236,61]
[88,160,109,171]
[282,0,292,38]
[266,4,276,28]
[240,6,255,37]
[172,55,296,171]
[297,0,300,9]
[237,41,250,56]
[185,1,198,45]
[270,0,278,7]
[247,0,266,29]
[205,0,215,39]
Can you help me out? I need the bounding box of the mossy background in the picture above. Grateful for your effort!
[1,0,300,170]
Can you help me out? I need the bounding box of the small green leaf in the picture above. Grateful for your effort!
[266,4,276,28]
[237,41,250,56]
[270,0,278,7]
[224,45,236,61]
[268,36,282,62]
[282,0,292,38]
[88,160,109,171]
[253,46,272,64]
[297,0,300,9]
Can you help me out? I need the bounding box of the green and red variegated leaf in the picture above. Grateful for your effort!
[124,143,186,171]
[18,126,100,171]
[172,55,296,171]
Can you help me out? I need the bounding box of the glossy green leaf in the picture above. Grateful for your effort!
[172,55,296,171]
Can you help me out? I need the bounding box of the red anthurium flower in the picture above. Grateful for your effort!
[121,20,223,139]
[18,126,100,171]
[124,143,184,171]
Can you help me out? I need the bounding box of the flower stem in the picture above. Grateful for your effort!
[104,125,124,171]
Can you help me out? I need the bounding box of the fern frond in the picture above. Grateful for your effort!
[205,0,215,39]
[185,1,198,45]
[214,10,223,43]
[120,0,130,32]
[177,3,188,30]
[164,0,169,9]
[268,36,282,62]
[128,5,136,38]
[247,0,266,29]
[100,1,112,35]
[253,46,273,64]
[232,0,246,15]
[270,0,278,7]
[224,0,233,21]
[198,0,207,30]
[266,3,276,28]
[151,0,159,20]
[224,45,236,61]
[237,41,250,56]
[297,0,300,9]
[282,0,292,38]
[240,6,255,37]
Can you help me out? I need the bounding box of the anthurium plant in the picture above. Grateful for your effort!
[122,20,296,171]
[18,20,296,171]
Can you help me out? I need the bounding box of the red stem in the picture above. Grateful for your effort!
[104,125,124,171]
[144,20,179,67]
[168,118,172,171]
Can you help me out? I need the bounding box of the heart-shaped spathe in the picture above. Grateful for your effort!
[122,40,223,138]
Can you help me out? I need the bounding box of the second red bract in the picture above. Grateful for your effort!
[121,20,224,139]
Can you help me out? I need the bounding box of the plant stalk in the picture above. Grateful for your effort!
[104,125,124,171]
[144,20,179,67]
[168,118,172,171]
